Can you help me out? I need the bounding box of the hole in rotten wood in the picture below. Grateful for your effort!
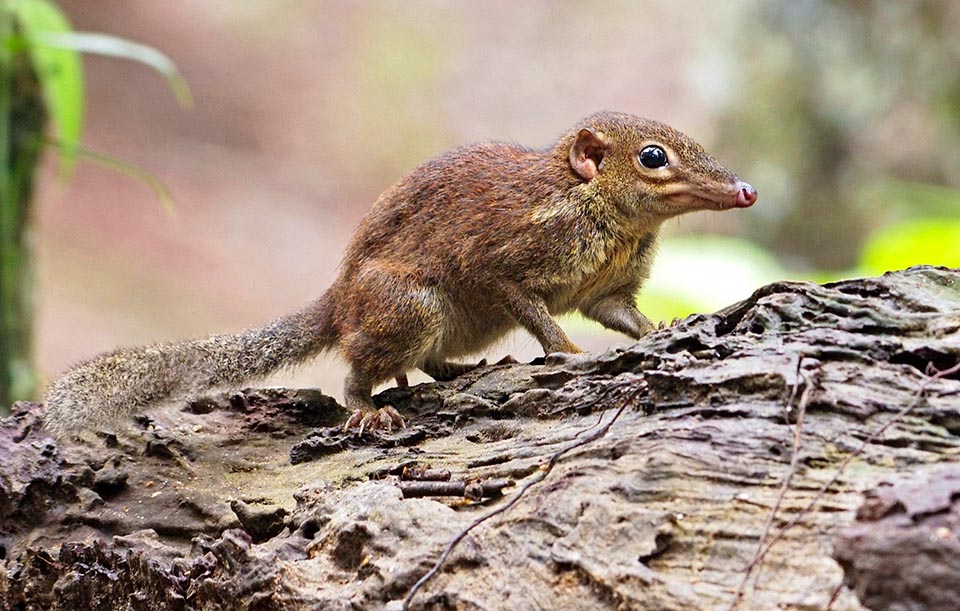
[890,350,960,380]
[638,532,672,566]
[298,519,321,540]
[929,413,960,437]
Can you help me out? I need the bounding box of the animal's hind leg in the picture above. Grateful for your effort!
[343,369,404,433]
[340,267,445,432]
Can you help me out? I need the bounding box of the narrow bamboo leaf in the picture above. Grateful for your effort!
[8,0,84,178]
[36,31,193,109]
[46,138,176,216]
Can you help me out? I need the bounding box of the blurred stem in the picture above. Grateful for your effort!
[0,7,45,410]
[0,4,16,409]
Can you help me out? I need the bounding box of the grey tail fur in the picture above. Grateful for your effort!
[43,295,336,437]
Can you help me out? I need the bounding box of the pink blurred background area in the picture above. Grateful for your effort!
[38,2,734,399]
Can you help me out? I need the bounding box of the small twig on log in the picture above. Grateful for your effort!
[728,358,960,610]
[752,365,814,588]
[401,383,643,610]
[401,466,452,481]
[399,479,511,500]
[572,381,644,438]
[823,579,844,611]
[574,406,609,439]
[728,357,815,610]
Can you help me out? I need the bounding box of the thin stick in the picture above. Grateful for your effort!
[752,371,812,588]
[752,360,958,562]
[572,381,642,438]
[728,359,960,609]
[823,580,844,611]
[399,479,511,499]
[728,358,813,610]
[401,385,642,609]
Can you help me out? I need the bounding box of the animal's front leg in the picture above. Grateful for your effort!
[580,294,655,340]
[500,284,581,354]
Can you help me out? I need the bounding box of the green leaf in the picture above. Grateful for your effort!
[8,0,84,178]
[36,31,193,109]
[44,138,175,215]
[860,219,960,274]
[65,141,176,216]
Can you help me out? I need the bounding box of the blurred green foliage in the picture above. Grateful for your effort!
[636,236,787,321]
[861,219,960,275]
[855,178,960,276]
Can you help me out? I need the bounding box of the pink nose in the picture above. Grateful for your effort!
[735,182,757,208]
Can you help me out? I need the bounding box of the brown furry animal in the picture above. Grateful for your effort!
[45,111,756,435]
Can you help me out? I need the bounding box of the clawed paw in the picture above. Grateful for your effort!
[344,405,406,435]
[657,317,684,330]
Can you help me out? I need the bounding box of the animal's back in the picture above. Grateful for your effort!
[340,142,576,287]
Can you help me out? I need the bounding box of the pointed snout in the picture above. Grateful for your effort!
[734,181,758,208]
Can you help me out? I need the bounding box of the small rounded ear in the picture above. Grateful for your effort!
[569,128,608,181]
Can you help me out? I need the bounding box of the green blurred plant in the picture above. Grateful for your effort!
[860,218,960,274]
[852,182,960,273]
[0,0,190,408]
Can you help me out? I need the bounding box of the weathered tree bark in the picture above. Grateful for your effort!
[835,464,960,611]
[0,266,958,610]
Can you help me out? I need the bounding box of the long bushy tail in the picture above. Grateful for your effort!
[44,294,336,437]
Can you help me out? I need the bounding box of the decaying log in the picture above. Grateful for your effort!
[1,266,958,610]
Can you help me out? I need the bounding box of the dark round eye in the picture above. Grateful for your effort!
[638,146,668,169]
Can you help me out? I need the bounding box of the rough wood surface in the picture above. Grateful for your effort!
[1,266,958,610]
[834,464,960,611]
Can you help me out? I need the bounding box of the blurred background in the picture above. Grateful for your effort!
[14,1,960,402]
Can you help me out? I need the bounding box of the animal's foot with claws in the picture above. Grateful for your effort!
[657,317,684,330]
[344,406,405,435]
